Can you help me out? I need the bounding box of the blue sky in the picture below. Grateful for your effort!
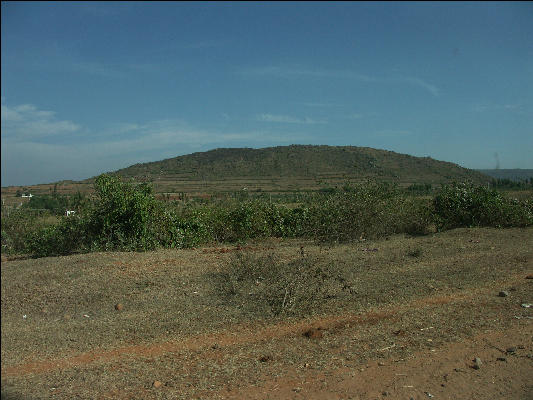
[2,2,532,186]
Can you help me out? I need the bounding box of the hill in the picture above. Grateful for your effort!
[477,169,533,182]
[109,145,490,192]
[1,145,492,197]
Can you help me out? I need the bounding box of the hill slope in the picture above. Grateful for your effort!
[111,145,489,187]
[477,169,533,182]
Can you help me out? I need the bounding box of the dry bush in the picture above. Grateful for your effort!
[212,251,351,318]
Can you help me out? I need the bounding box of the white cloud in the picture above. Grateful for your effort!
[257,113,327,124]
[1,104,23,122]
[1,110,312,185]
[1,102,80,140]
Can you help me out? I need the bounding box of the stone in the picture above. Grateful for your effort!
[473,357,482,369]
[506,347,517,354]
[114,303,124,311]
[153,381,162,388]
[498,291,509,297]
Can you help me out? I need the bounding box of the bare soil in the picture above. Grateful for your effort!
[2,227,532,399]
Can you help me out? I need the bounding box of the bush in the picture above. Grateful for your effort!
[17,177,531,259]
[83,174,161,251]
[24,216,88,258]
[1,208,52,254]
[433,182,533,230]
[183,200,306,244]
[303,182,432,243]
[213,251,351,317]
[22,194,70,215]
[25,174,171,256]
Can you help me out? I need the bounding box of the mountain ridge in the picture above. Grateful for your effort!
[108,144,490,185]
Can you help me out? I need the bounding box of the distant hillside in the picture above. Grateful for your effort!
[1,145,494,196]
[477,169,533,182]
[107,145,490,190]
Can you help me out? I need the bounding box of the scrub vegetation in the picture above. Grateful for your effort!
[2,174,531,258]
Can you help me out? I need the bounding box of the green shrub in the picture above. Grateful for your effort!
[433,182,533,230]
[17,177,531,259]
[184,200,306,244]
[24,216,88,258]
[25,174,169,256]
[1,208,52,254]
[84,174,160,250]
[303,182,432,243]
[22,194,70,215]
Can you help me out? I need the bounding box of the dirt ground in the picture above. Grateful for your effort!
[1,227,532,399]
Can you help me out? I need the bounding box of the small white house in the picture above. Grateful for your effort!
[21,194,33,198]
[65,210,76,217]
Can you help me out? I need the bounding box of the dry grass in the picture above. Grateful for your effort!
[1,227,532,399]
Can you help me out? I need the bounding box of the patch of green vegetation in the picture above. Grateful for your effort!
[3,174,532,258]
[433,182,533,230]
[304,182,433,243]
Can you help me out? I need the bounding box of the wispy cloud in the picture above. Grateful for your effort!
[346,111,379,120]
[257,113,327,124]
[374,129,412,137]
[241,65,440,97]
[71,62,125,78]
[398,77,440,97]
[299,102,343,108]
[242,66,377,82]
[178,40,226,50]
[1,102,80,141]
[473,103,524,113]
[70,62,160,78]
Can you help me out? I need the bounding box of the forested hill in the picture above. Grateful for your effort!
[110,145,490,184]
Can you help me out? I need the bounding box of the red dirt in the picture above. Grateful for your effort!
[223,325,533,400]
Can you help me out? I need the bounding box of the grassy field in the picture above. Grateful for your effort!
[2,227,532,399]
